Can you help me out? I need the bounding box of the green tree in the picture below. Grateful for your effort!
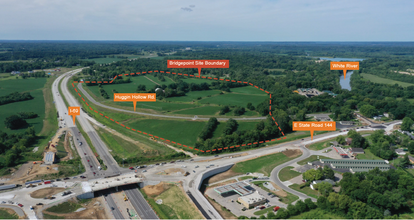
[401,154,410,167]
[317,182,333,197]
[401,117,414,131]
[323,166,335,180]
[335,135,346,145]
[408,142,414,154]
[303,169,323,182]
[295,200,307,213]
[304,198,316,210]
[359,104,377,118]
[4,115,28,129]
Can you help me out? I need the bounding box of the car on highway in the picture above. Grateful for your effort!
[87,160,90,162]
[111,207,115,210]
[90,165,93,168]
[63,177,70,180]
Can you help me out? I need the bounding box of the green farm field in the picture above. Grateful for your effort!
[198,93,268,107]
[361,73,414,87]
[83,74,268,114]
[0,78,47,133]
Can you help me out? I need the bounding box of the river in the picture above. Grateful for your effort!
[317,57,364,90]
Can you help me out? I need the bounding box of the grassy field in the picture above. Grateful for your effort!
[230,86,268,95]
[231,151,302,176]
[45,201,82,213]
[171,106,222,115]
[0,208,19,219]
[253,206,276,216]
[0,77,47,133]
[279,166,302,181]
[307,138,335,150]
[356,148,382,160]
[289,183,319,199]
[198,93,268,107]
[361,73,414,88]
[95,126,175,159]
[156,184,204,219]
[297,155,332,165]
[166,90,221,102]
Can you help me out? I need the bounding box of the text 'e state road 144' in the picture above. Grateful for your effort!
[292,121,336,140]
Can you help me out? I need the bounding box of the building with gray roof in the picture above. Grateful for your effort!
[320,159,391,173]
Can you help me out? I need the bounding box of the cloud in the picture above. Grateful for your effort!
[0,0,412,41]
[181,7,192,12]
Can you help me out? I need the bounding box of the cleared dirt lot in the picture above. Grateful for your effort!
[142,182,171,197]
[42,197,109,219]
[30,187,66,199]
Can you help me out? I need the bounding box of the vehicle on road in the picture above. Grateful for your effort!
[84,153,86,155]
[142,170,147,172]
[63,177,70,180]
[36,203,43,206]
[87,160,89,162]
[17,203,23,207]
[129,167,134,170]
[93,172,96,175]
[195,165,199,168]
[111,207,115,210]
[80,175,86,178]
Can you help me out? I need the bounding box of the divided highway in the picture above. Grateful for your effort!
[56,70,158,219]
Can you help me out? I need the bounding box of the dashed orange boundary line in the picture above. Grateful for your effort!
[72,70,286,153]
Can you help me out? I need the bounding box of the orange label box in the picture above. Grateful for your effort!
[292,121,336,140]
[330,62,359,80]
[114,93,156,111]
[68,106,80,125]
[168,60,229,77]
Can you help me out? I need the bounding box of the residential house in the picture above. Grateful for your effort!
[395,149,407,156]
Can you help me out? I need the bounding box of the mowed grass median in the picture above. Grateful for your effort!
[231,149,303,176]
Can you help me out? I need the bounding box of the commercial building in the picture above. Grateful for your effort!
[320,159,391,173]
[395,149,407,156]
[349,148,365,154]
[214,181,254,197]
[237,191,267,208]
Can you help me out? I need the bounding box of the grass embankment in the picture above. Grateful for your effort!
[289,183,319,199]
[279,166,302,182]
[231,151,302,176]
[254,206,276,215]
[140,183,203,219]
[45,201,82,213]
[297,155,332,165]
[0,208,19,219]
[307,138,335,151]
[361,73,414,88]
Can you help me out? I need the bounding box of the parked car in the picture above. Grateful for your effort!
[63,177,70,180]
[36,203,43,206]
[80,175,86,179]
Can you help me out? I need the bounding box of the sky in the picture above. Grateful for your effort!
[0,0,413,41]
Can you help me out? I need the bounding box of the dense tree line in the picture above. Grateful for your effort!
[198,118,219,141]
[0,92,33,106]
[17,112,38,119]
[0,127,37,168]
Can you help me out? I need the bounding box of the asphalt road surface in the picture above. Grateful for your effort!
[0,204,25,217]
[103,194,124,219]
[122,184,159,220]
